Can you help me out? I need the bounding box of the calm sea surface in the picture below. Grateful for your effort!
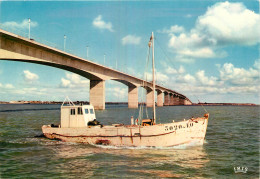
[0,104,259,178]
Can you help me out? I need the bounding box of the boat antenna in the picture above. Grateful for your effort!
[149,32,156,124]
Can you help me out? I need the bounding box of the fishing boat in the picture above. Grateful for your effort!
[42,32,209,147]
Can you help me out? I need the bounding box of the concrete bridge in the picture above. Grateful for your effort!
[0,29,192,109]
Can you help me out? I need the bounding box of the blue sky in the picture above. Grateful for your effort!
[0,0,259,104]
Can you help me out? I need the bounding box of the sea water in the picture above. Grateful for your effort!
[0,104,259,178]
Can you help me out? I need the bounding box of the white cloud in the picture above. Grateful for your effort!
[169,32,204,49]
[0,83,14,89]
[92,15,114,32]
[185,14,192,18]
[165,66,178,74]
[165,65,185,75]
[168,32,220,62]
[23,87,37,91]
[143,71,169,84]
[59,73,89,88]
[219,62,259,85]
[0,72,91,101]
[107,87,127,99]
[253,59,260,70]
[196,70,218,86]
[19,87,46,96]
[144,72,152,82]
[196,1,260,46]
[0,83,47,99]
[126,67,143,78]
[160,59,259,103]
[5,84,14,89]
[1,19,38,30]
[60,78,71,88]
[156,71,169,83]
[179,66,185,74]
[226,86,259,94]
[177,74,196,84]
[174,56,195,64]
[121,35,141,45]
[23,70,39,82]
[166,1,260,63]
[158,25,185,34]
[179,48,217,59]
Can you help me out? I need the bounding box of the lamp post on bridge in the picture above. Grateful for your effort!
[104,54,106,65]
[64,35,66,51]
[86,46,89,59]
[28,18,31,39]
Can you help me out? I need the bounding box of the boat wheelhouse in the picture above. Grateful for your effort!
[60,104,96,128]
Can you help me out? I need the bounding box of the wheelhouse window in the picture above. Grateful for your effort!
[90,109,94,114]
[70,108,76,115]
[78,107,83,115]
[85,109,89,114]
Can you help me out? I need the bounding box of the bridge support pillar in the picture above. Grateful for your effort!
[157,91,163,107]
[169,94,174,105]
[173,95,180,105]
[90,80,105,110]
[146,88,154,107]
[179,98,185,105]
[128,85,138,108]
[164,93,169,106]
[184,99,192,105]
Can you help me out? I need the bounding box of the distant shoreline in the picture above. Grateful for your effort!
[0,101,258,106]
[193,103,258,106]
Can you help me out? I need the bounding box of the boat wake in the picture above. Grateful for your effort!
[91,140,205,150]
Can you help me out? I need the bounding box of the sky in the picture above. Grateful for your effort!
[0,0,259,104]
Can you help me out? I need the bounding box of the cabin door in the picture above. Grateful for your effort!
[69,108,77,127]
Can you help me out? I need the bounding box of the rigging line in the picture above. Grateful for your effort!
[139,76,144,122]
[155,38,207,113]
[138,81,144,121]
[155,38,208,114]
[139,46,151,121]
[198,99,208,113]
[139,80,145,122]
[146,46,151,119]
[145,46,152,119]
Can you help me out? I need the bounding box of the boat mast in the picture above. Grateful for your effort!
[152,32,156,124]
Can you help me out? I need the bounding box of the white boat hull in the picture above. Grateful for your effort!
[42,115,208,147]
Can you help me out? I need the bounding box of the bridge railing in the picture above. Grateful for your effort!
[0,25,132,73]
[0,25,140,75]
[0,25,171,91]
[0,24,75,54]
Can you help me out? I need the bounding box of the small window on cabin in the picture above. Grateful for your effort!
[78,107,83,115]
[90,109,94,114]
[70,109,75,115]
[85,109,89,114]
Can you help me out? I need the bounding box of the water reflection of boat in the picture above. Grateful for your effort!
[42,33,209,147]
[51,144,209,178]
